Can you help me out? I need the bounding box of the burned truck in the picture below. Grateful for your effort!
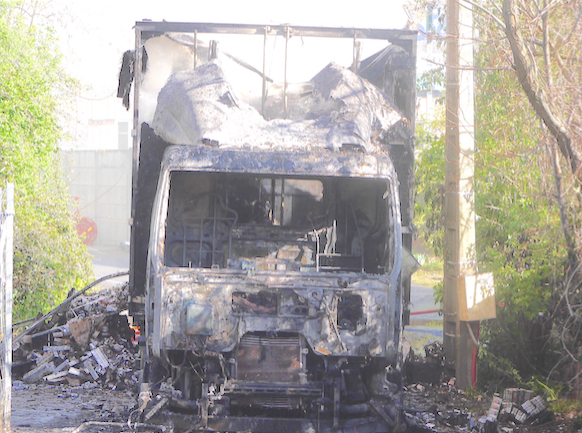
[121,22,417,432]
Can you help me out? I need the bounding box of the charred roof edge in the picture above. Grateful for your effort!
[160,145,398,180]
[134,22,417,44]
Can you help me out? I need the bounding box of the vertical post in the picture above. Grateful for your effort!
[129,25,142,308]
[261,27,269,117]
[283,26,290,119]
[0,183,14,433]
[193,30,198,69]
[208,40,218,60]
[351,33,361,73]
[444,0,478,389]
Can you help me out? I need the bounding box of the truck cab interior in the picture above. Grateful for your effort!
[163,171,394,275]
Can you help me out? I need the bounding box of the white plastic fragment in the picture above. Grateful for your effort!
[43,371,68,383]
[91,347,110,369]
[53,360,70,374]
[22,361,55,384]
[85,362,99,381]
[43,345,70,352]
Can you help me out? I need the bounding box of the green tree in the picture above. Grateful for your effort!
[473,63,566,386]
[413,0,582,391]
[0,0,93,321]
[415,68,446,258]
[471,0,582,391]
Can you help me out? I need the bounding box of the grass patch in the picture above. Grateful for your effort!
[550,399,582,415]
[403,329,441,355]
[423,320,442,328]
[412,255,444,288]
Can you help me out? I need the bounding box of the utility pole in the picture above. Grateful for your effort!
[444,0,479,389]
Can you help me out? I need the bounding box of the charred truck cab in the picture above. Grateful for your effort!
[122,23,417,432]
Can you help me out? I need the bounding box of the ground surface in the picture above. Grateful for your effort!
[11,384,133,433]
[13,383,580,433]
[411,259,443,289]
[87,245,130,283]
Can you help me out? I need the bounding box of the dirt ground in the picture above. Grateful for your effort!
[11,384,134,433]
[10,381,582,433]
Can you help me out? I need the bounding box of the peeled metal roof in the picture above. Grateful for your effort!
[151,60,411,155]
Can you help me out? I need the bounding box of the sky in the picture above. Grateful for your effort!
[53,0,410,98]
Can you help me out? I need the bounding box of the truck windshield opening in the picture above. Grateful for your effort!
[163,171,392,274]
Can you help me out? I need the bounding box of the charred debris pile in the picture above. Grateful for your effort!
[12,275,140,391]
[403,383,555,433]
[10,294,562,433]
[401,343,557,433]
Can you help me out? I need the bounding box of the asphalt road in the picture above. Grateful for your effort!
[409,284,441,321]
[88,246,129,280]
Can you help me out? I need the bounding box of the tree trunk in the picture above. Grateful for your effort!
[502,0,582,185]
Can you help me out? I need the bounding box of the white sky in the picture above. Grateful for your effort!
[53,0,410,98]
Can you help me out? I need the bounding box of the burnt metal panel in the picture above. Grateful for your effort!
[236,334,304,382]
[135,21,417,44]
[156,270,393,358]
[161,145,398,180]
[129,124,171,311]
[358,40,417,326]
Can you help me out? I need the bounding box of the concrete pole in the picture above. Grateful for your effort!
[444,0,479,389]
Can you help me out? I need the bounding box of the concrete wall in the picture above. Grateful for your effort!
[63,150,132,247]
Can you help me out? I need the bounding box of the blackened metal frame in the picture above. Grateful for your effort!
[128,22,417,323]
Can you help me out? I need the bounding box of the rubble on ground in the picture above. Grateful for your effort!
[401,342,561,432]
[12,282,140,392]
[405,341,446,385]
[403,382,557,432]
[10,305,578,433]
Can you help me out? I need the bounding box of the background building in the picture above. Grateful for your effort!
[62,97,132,247]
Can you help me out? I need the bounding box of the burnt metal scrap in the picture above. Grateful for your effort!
[12,276,140,389]
[117,48,148,110]
[402,382,555,433]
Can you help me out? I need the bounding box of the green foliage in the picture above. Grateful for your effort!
[415,69,447,303]
[432,280,443,306]
[413,4,576,391]
[417,66,445,92]
[525,378,563,402]
[0,0,93,321]
[549,398,582,415]
[411,259,444,290]
[473,49,568,389]
[414,104,445,258]
[477,71,565,389]
[478,346,524,386]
